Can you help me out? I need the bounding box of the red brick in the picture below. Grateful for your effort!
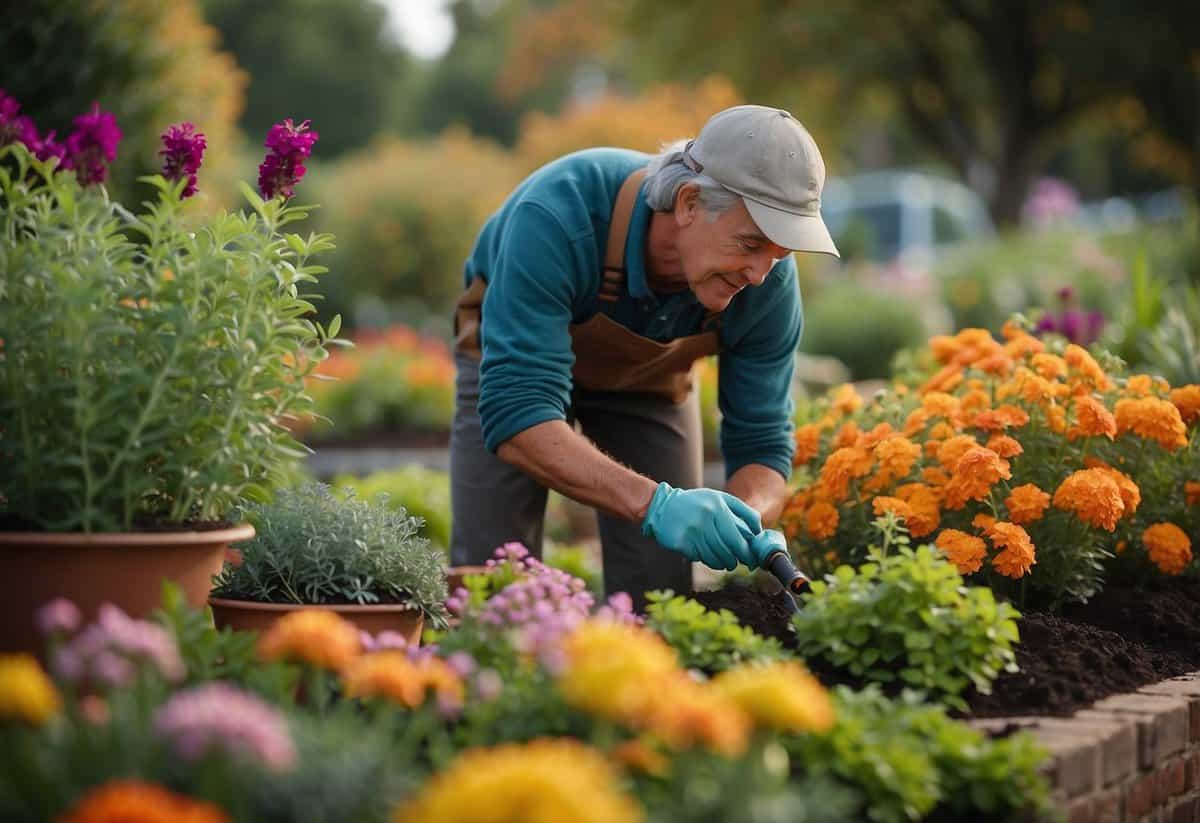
[1187,751,1200,791]
[1128,771,1158,819]
[1158,758,1189,802]
[1167,795,1200,823]
[1069,789,1122,823]
[1093,693,1191,766]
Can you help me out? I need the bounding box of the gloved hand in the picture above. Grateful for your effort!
[749,528,789,568]
[640,482,763,571]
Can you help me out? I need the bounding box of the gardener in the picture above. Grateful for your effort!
[450,104,839,608]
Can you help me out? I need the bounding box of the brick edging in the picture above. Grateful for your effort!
[969,671,1200,822]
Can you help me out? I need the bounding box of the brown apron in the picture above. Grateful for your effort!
[453,170,722,404]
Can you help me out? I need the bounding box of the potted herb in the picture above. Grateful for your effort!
[209,482,449,642]
[0,96,339,653]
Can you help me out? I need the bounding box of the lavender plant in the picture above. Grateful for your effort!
[0,98,343,532]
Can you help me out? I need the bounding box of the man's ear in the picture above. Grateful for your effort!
[673,183,700,227]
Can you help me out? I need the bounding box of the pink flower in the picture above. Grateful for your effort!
[155,683,296,772]
[257,118,318,199]
[64,102,122,186]
[36,597,81,636]
[159,122,206,198]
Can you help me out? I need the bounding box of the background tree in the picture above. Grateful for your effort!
[2,0,246,207]
[201,0,410,159]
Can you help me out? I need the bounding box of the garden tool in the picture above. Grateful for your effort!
[761,549,809,614]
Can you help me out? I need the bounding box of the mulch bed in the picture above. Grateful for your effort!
[693,575,1200,718]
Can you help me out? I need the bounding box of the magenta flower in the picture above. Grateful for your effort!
[64,102,122,186]
[159,122,206,199]
[155,682,297,772]
[0,89,25,146]
[36,597,82,636]
[257,118,318,199]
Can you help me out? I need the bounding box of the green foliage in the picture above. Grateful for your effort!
[792,536,1020,711]
[644,591,790,673]
[333,467,451,553]
[543,542,604,597]
[1135,282,1200,387]
[789,686,1052,823]
[1,0,246,208]
[0,145,338,531]
[801,281,926,380]
[211,482,448,625]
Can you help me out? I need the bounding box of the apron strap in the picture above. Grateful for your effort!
[598,169,647,303]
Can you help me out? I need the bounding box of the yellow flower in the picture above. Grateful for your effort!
[1053,469,1125,531]
[710,661,835,734]
[557,621,678,725]
[257,609,362,671]
[342,651,464,711]
[987,522,1037,579]
[639,677,750,756]
[894,483,941,538]
[394,739,643,823]
[805,501,840,540]
[0,654,61,726]
[1170,385,1200,424]
[935,529,987,575]
[1067,394,1117,441]
[1142,523,1192,575]
[1005,484,1051,526]
[1115,396,1188,451]
[831,383,862,415]
[59,780,230,823]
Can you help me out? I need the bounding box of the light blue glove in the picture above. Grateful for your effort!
[749,529,789,569]
[640,482,763,571]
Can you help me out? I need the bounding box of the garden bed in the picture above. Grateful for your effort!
[694,575,1200,718]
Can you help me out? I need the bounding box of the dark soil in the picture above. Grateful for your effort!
[0,513,236,533]
[693,575,1200,718]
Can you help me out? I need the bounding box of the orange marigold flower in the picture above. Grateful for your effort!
[1083,458,1141,518]
[903,408,932,436]
[865,436,921,491]
[1064,344,1114,392]
[1114,397,1188,451]
[930,335,959,364]
[920,364,964,395]
[815,447,873,502]
[1002,332,1045,360]
[1142,523,1193,575]
[1124,374,1155,396]
[894,483,941,537]
[942,447,1011,510]
[793,424,822,466]
[937,434,980,471]
[1186,482,1200,507]
[806,502,840,540]
[1005,484,1051,525]
[872,496,913,522]
[342,651,464,711]
[921,391,962,421]
[1030,352,1068,380]
[860,422,896,448]
[988,522,1036,579]
[972,513,996,532]
[59,780,230,823]
[831,383,862,415]
[1067,395,1117,441]
[922,466,951,487]
[257,609,362,671]
[1169,385,1200,424]
[1053,469,1125,531]
[985,434,1024,458]
[928,421,959,441]
[935,529,987,575]
[972,404,1030,432]
[832,421,862,449]
[1045,402,1067,433]
[974,353,1015,376]
[1000,320,1022,341]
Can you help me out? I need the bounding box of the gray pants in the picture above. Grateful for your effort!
[449,351,699,610]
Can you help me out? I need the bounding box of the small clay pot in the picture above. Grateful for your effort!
[208,598,424,645]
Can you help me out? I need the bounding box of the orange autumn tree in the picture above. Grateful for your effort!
[780,319,1200,609]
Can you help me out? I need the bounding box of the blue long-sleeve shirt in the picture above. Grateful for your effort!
[463,148,803,481]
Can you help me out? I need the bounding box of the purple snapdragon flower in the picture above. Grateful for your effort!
[155,682,297,772]
[0,89,25,146]
[257,118,318,199]
[64,103,122,185]
[159,122,206,198]
[35,597,82,636]
[51,602,184,687]
[1033,284,1106,346]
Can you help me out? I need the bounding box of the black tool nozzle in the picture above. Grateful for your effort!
[763,549,810,596]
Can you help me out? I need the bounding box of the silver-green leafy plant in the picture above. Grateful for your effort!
[211,482,448,626]
[0,143,342,532]
[792,526,1020,711]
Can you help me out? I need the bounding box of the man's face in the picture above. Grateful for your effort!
[674,186,792,312]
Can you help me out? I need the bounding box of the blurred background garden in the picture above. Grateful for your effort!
[7,0,1196,571]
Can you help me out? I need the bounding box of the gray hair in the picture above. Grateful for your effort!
[643,139,740,217]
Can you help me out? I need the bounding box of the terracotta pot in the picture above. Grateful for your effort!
[445,564,490,593]
[208,598,424,645]
[0,524,254,655]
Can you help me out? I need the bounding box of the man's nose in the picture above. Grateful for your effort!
[743,259,771,286]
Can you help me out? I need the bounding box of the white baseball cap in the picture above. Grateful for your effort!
[684,105,839,257]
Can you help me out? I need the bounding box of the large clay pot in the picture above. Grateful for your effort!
[0,524,254,655]
[208,598,424,645]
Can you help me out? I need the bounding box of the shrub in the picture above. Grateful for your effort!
[791,531,1020,710]
[644,590,790,673]
[211,482,448,626]
[800,282,927,380]
[781,321,1200,608]
[332,465,451,553]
